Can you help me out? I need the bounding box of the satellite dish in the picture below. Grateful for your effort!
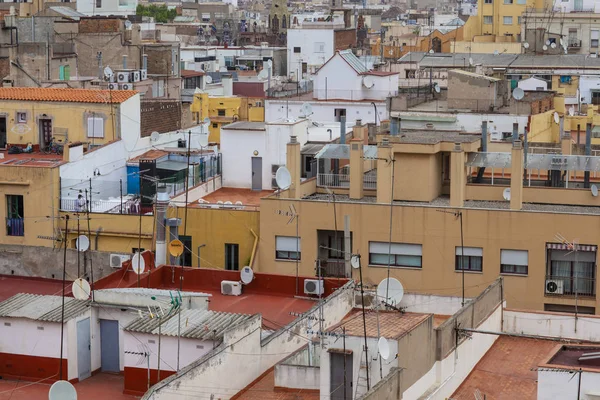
[434,83,441,93]
[150,131,160,142]
[199,130,209,147]
[469,57,474,66]
[493,49,499,56]
[512,87,525,101]
[429,49,434,54]
[301,102,313,116]
[71,278,91,300]
[203,117,211,125]
[240,266,254,284]
[378,337,391,360]
[545,39,551,46]
[131,252,145,274]
[49,380,77,400]
[362,75,375,88]
[543,45,548,51]
[553,112,560,124]
[551,42,557,49]
[266,59,273,69]
[76,235,89,252]
[592,184,599,197]
[376,278,404,306]
[205,75,213,84]
[523,42,530,49]
[503,188,511,201]
[350,255,360,269]
[103,66,113,79]
[569,106,575,116]
[275,166,292,189]
[258,69,268,80]
[124,20,132,29]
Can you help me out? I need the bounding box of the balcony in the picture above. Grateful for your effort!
[545,275,596,298]
[6,218,24,236]
[568,39,582,48]
[316,171,377,189]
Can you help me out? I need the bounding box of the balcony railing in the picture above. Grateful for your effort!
[568,39,582,48]
[364,171,377,190]
[6,218,24,236]
[317,173,350,188]
[546,275,596,298]
[321,260,346,278]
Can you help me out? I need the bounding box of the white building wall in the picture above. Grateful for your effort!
[266,100,385,125]
[314,56,362,101]
[553,0,600,13]
[579,75,600,105]
[77,0,137,16]
[221,128,267,189]
[0,317,66,359]
[275,364,320,390]
[287,29,335,78]
[538,370,600,400]
[396,112,529,136]
[504,309,600,342]
[399,294,465,315]
[518,77,548,91]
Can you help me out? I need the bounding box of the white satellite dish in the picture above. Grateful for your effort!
[543,45,548,51]
[301,102,313,117]
[512,87,525,101]
[433,83,441,93]
[203,117,211,125]
[275,166,292,189]
[553,112,560,124]
[469,57,474,66]
[545,39,551,46]
[48,380,77,400]
[503,188,511,201]
[569,106,575,116]
[103,66,113,79]
[71,278,91,300]
[350,255,360,269]
[560,38,566,47]
[205,75,213,84]
[131,252,145,274]
[378,337,391,360]
[240,266,254,284]
[376,278,404,306]
[494,49,499,56]
[258,69,268,80]
[150,131,160,142]
[523,42,530,49]
[199,130,209,147]
[76,235,89,252]
[362,75,375,88]
[429,49,434,54]
[551,42,557,49]
[267,59,273,69]
[592,184,599,197]
[124,20,132,29]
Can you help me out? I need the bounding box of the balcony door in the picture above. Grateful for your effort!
[547,244,596,297]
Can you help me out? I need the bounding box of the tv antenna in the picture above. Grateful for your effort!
[72,278,91,300]
[240,266,254,284]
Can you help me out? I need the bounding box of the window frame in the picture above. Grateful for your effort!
[224,243,239,271]
[369,241,423,269]
[500,249,529,275]
[455,247,483,272]
[87,116,105,139]
[483,15,493,25]
[275,236,301,261]
[6,194,24,237]
[16,111,27,123]
[503,16,513,25]
[293,46,301,53]
[217,109,226,116]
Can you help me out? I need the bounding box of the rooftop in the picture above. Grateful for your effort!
[0,275,67,302]
[386,130,481,145]
[450,69,501,82]
[129,149,169,162]
[0,151,64,168]
[404,99,511,114]
[0,87,138,104]
[0,293,90,322]
[201,187,274,206]
[451,336,557,400]
[330,309,431,339]
[221,121,267,131]
[181,69,205,78]
[546,345,600,371]
[235,368,319,400]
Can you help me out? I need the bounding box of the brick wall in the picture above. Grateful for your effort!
[140,100,182,137]
[334,28,357,51]
[79,18,123,34]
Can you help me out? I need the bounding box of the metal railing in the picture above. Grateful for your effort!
[6,218,24,236]
[546,275,596,298]
[322,260,346,278]
[317,173,350,188]
[364,171,377,190]
[568,39,582,48]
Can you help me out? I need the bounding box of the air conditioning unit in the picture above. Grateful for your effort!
[140,69,148,80]
[110,254,131,268]
[120,83,133,90]
[108,82,118,90]
[304,279,324,296]
[221,280,242,296]
[545,279,564,295]
[131,71,141,82]
[117,72,130,83]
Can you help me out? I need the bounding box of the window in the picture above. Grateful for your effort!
[118,0,128,6]
[517,0,526,4]
[484,0,492,3]
[592,30,599,48]
[132,247,145,253]
[87,117,104,138]
[180,235,192,267]
[16,112,26,123]
[547,246,596,296]
[503,16,513,25]
[275,236,301,260]
[504,0,512,3]
[304,155,314,173]
[6,195,24,236]
[293,46,301,53]
[212,123,218,128]
[224,56,234,67]
[501,249,528,275]
[95,0,101,7]
[314,42,325,53]
[225,243,239,270]
[455,247,483,272]
[483,16,493,24]
[518,16,522,24]
[217,109,226,116]
[369,242,422,268]
[405,69,416,78]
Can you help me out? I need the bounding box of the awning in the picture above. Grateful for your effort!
[547,243,597,252]
[315,144,378,160]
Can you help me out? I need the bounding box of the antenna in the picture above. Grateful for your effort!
[503,188,511,201]
[553,112,560,124]
[592,184,598,197]
[71,278,91,300]
[301,102,313,117]
[258,69,268,80]
[240,266,254,284]
[512,87,525,101]
[205,75,213,84]
[377,337,391,360]
[376,278,404,307]
[150,131,160,142]
[131,252,145,275]
[275,166,292,190]
[76,235,89,252]
[48,380,77,400]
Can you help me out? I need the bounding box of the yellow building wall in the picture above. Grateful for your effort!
[2,100,118,148]
[258,197,600,313]
[208,97,242,144]
[190,93,210,123]
[529,110,556,142]
[0,165,60,247]
[452,41,522,53]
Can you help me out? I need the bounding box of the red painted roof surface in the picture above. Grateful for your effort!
[201,187,274,206]
[0,275,69,302]
[235,369,319,400]
[181,69,205,78]
[0,151,64,168]
[451,336,557,400]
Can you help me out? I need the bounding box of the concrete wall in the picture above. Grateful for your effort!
[275,364,320,390]
[287,28,334,77]
[538,369,600,400]
[358,368,402,400]
[265,100,385,126]
[447,71,505,112]
[504,309,600,342]
[400,293,465,316]
[397,316,435,394]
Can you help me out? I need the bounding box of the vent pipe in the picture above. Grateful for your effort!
[142,54,148,71]
[122,55,128,69]
[475,121,488,183]
[585,123,592,188]
[340,115,346,144]
[512,122,519,143]
[155,184,169,266]
[390,116,399,136]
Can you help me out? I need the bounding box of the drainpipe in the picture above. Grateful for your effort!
[94,226,103,250]
[584,123,592,188]
[340,115,346,144]
[475,121,488,183]
[512,122,518,143]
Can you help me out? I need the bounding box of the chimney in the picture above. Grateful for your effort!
[390,116,400,136]
[155,185,169,266]
[122,54,128,69]
[376,138,393,204]
[450,143,466,208]
[585,123,592,188]
[286,136,301,199]
[222,73,233,97]
[167,218,182,266]
[340,115,346,144]
[481,121,488,153]
[349,139,364,200]
[510,140,524,210]
[353,119,368,145]
[142,54,148,71]
[512,122,519,143]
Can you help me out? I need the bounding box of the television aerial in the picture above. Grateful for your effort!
[131,252,145,275]
[433,83,441,93]
[503,188,511,201]
[512,87,525,101]
[275,166,292,190]
[378,337,391,360]
[523,42,530,49]
[150,131,160,142]
[592,184,599,197]
[301,102,313,117]
[71,278,91,300]
[376,278,404,307]
[362,75,375,88]
[205,75,213,84]
[240,266,254,284]
[350,254,360,269]
[76,235,89,252]
[568,106,575,116]
[48,380,77,400]
[553,112,560,124]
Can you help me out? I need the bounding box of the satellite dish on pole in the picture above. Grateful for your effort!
[376,278,404,307]
[592,184,599,197]
[275,166,292,189]
[150,131,160,142]
[503,188,511,201]
[131,252,145,275]
[103,66,113,79]
[49,380,77,400]
[240,266,254,284]
[71,278,91,300]
[258,69,268,80]
[301,102,313,117]
[350,254,360,269]
[378,337,391,360]
[512,87,525,101]
[76,235,89,252]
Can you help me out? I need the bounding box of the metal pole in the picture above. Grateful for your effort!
[157,319,161,382]
[120,178,123,214]
[184,130,192,238]
[85,190,94,300]
[577,368,582,400]
[460,212,465,306]
[358,255,370,390]
[343,326,347,399]
[295,214,299,295]
[59,215,69,381]
[147,353,150,390]
[77,214,80,277]
[137,178,143,288]
[89,178,93,213]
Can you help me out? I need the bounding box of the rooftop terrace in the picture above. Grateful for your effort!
[0,150,64,168]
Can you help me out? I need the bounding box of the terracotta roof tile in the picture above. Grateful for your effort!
[181,69,205,78]
[129,149,169,162]
[0,87,138,104]
[331,310,431,339]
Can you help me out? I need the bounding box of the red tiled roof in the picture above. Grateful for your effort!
[129,149,169,162]
[0,87,138,104]
[235,369,320,400]
[181,69,205,78]
[451,336,558,400]
[331,309,431,339]
[201,187,274,206]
